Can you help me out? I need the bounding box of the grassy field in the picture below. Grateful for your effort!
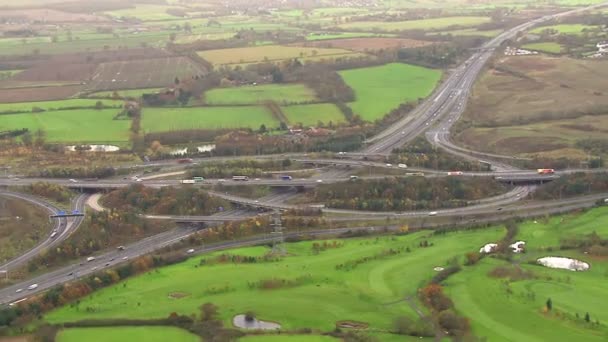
[336,16,491,31]
[0,196,52,265]
[204,84,318,105]
[530,24,599,35]
[56,327,200,342]
[0,108,130,143]
[445,207,608,342]
[0,99,123,113]
[88,88,165,99]
[142,106,278,131]
[455,55,608,158]
[197,45,365,66]
[46,228,504,332]
[282,103,346,126]
[339,63,442,122]
[522,42,564,54]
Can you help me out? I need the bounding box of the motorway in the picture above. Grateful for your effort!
[1,191,606,306]
[362,2,608,160]
[1,1,608,307]
[0,192,87,272]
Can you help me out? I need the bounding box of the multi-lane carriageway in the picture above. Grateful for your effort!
[2,1,608,307]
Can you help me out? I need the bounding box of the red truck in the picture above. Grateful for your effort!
[537,169,555,175]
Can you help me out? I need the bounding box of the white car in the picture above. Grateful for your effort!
[386,163,392,167]
[27,284,38,290]
[86,256,95,262]
[429,211,438,216]
[69,179,77,183]
[136,178,143,182]
[398,164,407,169]
[122,256,129,260]
[316,179,323,183]
[187,249,195,254]
[15,288,23,293]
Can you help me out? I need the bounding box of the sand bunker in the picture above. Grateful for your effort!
[509,241,526,253]
[537,257,589,271]
[168,292,190,299]
[480,243,498,253]
[66,144,119,152]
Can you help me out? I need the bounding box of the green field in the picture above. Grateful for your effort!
[522,42,564,54]
[197,45,365,66]
[56,326,200,342]
[530,24,599,36]
[337,16,491,32]
[445,207,608,342]
[142,106,278,131]
[282,103,346,126]
[46,228,504,331]
[204,84,318,105]
[0,99,123,113]
[0,109,130,143]
[339,63,442,121]
[88,88,165,99]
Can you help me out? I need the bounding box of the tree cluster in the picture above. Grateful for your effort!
[390,137,482,171]
[312,176,507,211]
[103,184,231,216]
[535,172,608,200]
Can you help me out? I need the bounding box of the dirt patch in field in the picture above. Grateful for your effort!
[168,292,190,299]
[336,320,369,329]
[295,37,432,52]
[0,84,83,102]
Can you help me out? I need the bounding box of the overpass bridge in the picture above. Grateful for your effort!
[494,175,559,185]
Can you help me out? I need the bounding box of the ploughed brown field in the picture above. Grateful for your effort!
[294,37,433,52]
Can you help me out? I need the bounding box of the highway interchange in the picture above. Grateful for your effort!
[1,1,608,307]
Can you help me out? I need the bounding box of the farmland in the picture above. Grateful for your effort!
[282,103,346,126]
[454,55,608,158]
[56,327,200,342]
[339,63,442,121]
[141,106,278,132]
[197,45,366,67]
[46,227,504,332]
[86,57,206,92]
[336,16,491,32]
[204,84,318,105]
[0,109,131,144]
[88,88,165,99]
[296,37,433,52]
[530,24,600,35]
[0,99,123,113]
[522,42,565,54]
